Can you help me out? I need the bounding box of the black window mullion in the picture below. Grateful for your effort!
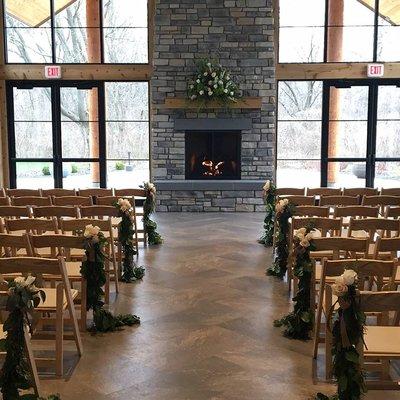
[52,85,62,187]
[323,0,329,63]
[99,0,105,64]
[50,0,56,63]
[366,83,378,187]
[98,81,107,187]
[6,82,17,188]
[321,81,330,186]
[373,0,379,62]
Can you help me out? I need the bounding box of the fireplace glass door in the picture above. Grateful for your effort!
[185,131,241,180]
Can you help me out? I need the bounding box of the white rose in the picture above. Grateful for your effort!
[14,276,26,286]
[199,90,204,95]
[224,89,228,93]
[25,275,36,287]
[275,203,282,213]
[208,91,213,96]
[342,269,357,286]
[208,80,213,85]
[300,238,310,248]
[203,72,208,76]
[84,224,100,238]
[230,91,234,96]
[332,281,349,297]
[283,198,289,206]
[219,80,223,85]
[189,84,194,89]
[297,227,307,236]
[263,180,270,191]
[213,84,218,89]
[207,62,211,67]
[148,183,156,194]
[211,72,216,78]
[190,95,197,100]
[196,79,200,84]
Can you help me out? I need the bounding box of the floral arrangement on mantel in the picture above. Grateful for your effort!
[314,270,366,400]
[187,59,241,106]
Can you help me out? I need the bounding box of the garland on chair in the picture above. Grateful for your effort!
[314,270,366,400]
[81,225,140,332]
[142,182,163,245]
[114,199,146,283]
[0,276,48,399]
[266,199,295,279]
[274,225,316,340]
[258,180,276,247]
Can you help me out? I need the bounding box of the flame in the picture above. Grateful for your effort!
[202,160,224,176]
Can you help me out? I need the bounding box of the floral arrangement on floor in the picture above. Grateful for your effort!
[142,182,163,245]
[81,224,140,332]
[0,276,46,399]
[187,59,241,106]
[114,199,146,283]
[315,270,366,400]
[258,180,276,247]
[266,198,295,279]
[274,225,316,340]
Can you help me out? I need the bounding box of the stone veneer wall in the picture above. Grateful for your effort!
[151,0,275,212]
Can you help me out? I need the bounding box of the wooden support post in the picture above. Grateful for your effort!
[327,0,344,186]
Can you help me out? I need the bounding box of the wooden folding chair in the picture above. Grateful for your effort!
[0,205,32,219]
[342,187,379,197]
[78,188,113,198]
[380,188,400,196]
[12,196,53,207]
[42,189,76,197]
[307,187,342,196]
[295,206,330,217]
[0,197,11,206]
[59,218,118,304]
[53,196,93,206]
[373,236,400,287]
[0,188,6,197]
[333,205,380,228]
[362,195,400,215]
[319,195,359,207]
[6,189,42,197]
[5,217,59,236]
[385,206,400,219]
[0,257,83,376]
[275,188,305,196]
[317,260,396,380]
[32,206,80,220]
[0,291,41,396]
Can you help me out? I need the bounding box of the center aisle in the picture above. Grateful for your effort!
[41,213,399,400]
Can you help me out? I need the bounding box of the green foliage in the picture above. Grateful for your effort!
[142,182,164,246]
[71,164,78,173]
[258,183,276,246]
[187,58,241,106]
[266,202,295,279]
[115,161,125,171]
[42,166,50,176]
[92,309,140,333]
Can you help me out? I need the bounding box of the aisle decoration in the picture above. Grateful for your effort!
[187,58,241,107]
[274,225,316,340]
[0,276,47,399]
[142,182,163,245]
[81,224,140,332]
[315,270,366,400]
[114,199,146,282]
[258,180,276,246]
[266,198,295,279]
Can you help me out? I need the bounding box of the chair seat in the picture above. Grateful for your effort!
[310,250,334,260]
[37,288,78,311]
[364,326,400,356]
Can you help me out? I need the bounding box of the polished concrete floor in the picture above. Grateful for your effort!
[41,213,400,399]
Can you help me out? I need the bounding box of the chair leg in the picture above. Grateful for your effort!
[110,242,119,294]
[55,284,64,377]
[80,279,87,331]
[313,279,325,359]
[104,265,110,305]
[24,326,41,397]
[325,290,333,380]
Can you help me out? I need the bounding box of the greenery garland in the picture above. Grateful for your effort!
[258,180,276,247]
[266,199,295,279]
[114,199,146,282]
[274,225,316,340]
[315,270,366,400]
[81,224,140,332]
[0,276,48,400]
[142,182,163,245]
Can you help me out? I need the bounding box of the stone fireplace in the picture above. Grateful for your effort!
[151,0,275,212]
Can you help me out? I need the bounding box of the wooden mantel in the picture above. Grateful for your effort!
[162,97,262,109]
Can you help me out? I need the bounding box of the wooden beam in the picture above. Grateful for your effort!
[162,97,263,110]
[0,64,153,81]
[276,62,400,80]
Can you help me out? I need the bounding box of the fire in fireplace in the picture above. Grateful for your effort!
[185,130,241,180]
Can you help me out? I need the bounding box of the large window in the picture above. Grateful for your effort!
[279,0,400,63]
[3,0,149,64]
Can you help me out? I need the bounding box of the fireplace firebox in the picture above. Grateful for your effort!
[185,130,241,180]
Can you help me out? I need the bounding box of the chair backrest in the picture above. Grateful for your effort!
[32,206,79,219]
[28,234,85,257]
[380,188,400,196]
[53,196,93,206]
[5,217,59,235]
[374,236,400,257]
[0,233,30,257]
[96,196,120,206]
[0,197,10,206]
[278,195,315,206]
[307,187,342,196]
[385,206,400,219]
[0,188,6,197]
[292,217,341,236]
[0,206,31,218]
[342,187,378,197]
[362,195,400,207]
[114,188,146,197]
[60,218,112,234]
[359,291,400,313]
[348,218,400,241]
[41,188,76,197]
[78,188,113,197]
[275,188,305,196]
[295,206,330,217]
[333,206,379,219]
[322,258,396,290]
[79,205,119,218]
[312,237,369,259]
[0,256,63,275]
[320,195,359,207]
[12,196,52,207]
[6,189,41,197]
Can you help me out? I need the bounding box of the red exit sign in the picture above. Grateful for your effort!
[367,64,384,78]
[44,65,62,79]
